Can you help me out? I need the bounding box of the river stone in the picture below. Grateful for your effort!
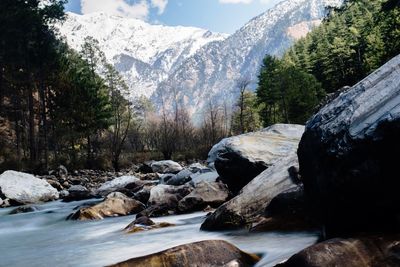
[96,176,142,196]
[208,124,304,194]
[201,153,298,231]
[276,235,400,267]
[178,181,230,213]
[0,171,59,204]
[109,240,260,267]
[68,193,144,220]
[250,186,317,232]
[151,160,183,174]
[9,205,37,215]
[166,169,193,186]
[148,184,193,206]
[297,54,400,236]
[63,185,93,202]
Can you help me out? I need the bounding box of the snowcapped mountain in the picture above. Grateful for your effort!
[153,0,343,120]
[58,0,343,120]
[58,12,228,98]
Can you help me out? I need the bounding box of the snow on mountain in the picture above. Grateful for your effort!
[58,0,343,120]
[153,0,343,121]
[58,12,228,98]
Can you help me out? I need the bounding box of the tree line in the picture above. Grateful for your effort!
[256,0,400,126]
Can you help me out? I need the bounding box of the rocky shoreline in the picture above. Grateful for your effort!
[1,54,400,266]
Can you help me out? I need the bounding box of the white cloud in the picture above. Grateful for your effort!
[219,0,253,4]
[81,0,168,20]
[151,0,168,14]
[259,0,273,4]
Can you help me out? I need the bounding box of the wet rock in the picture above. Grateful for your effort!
[151,160,183,174]
[250,185,316,232]
[159,173,175,184]
[63,185,94,202]
[68,192,144,220]
[166,169,192,186]
[124,216,174,234]
[137,203,177,218]
[109,240,260,267]
[201,153,298,231]
[297,54,400,236]
[138,161,154,174]
[178,181,230,213]
[96,176,142,196]
[132,186,152,204]
[0,171,59,205]
[209,124,304,194]
[9,206,37,215]
[276,235,400,267]
[148,184,193,207]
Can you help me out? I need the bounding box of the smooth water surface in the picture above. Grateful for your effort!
[0,200,318,267]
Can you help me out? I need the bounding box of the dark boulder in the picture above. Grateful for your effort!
[276,235,400,267]
[250,186,317,232]
[298,54,400,236]
[109,240,260,267]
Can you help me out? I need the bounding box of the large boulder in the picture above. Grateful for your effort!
[201,153,298,231]
[0,171,59,204]
[96,176,142,196]
[166,169,192,186]
[109,240,260,267]
[208,124,304,193]
[276,235,400,267]
[178,181,230,213]
[68,192,144,220]
[250,186,317,232]
[151,160,183,174]
[297,54,400,236]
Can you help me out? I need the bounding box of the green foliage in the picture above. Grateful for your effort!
[285,0,400,93]
[257,55,324,126]
[231,90,261,134]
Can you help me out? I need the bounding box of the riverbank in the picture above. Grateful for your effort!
[0,199,318,267]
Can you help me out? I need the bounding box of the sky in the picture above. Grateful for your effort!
[64,0,283,34]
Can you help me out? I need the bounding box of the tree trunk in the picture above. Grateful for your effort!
[27,85,37,166]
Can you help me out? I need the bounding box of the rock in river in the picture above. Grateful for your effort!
[297,54,400,236]
[96,176,142,196]
[277,235,400,267]
[0,170,59,205]
[68,192,144,220]
[208,124,304,194]
[109,240,260,267]
[151,160,183,174]
[178,181,230,213]
[201,153,298,231]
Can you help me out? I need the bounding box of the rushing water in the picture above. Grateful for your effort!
[0,200,318,267]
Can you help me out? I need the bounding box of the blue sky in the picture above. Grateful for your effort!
[64,0,282,34]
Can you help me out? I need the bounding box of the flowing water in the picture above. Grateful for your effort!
[0,200,318,267]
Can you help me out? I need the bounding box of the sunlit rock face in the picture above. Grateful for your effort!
[298,54,400,236]
[0,171,59,205]
[208,124,304,194]
[201,153,299,231]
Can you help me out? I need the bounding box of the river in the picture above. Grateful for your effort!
[0,200,318,267]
